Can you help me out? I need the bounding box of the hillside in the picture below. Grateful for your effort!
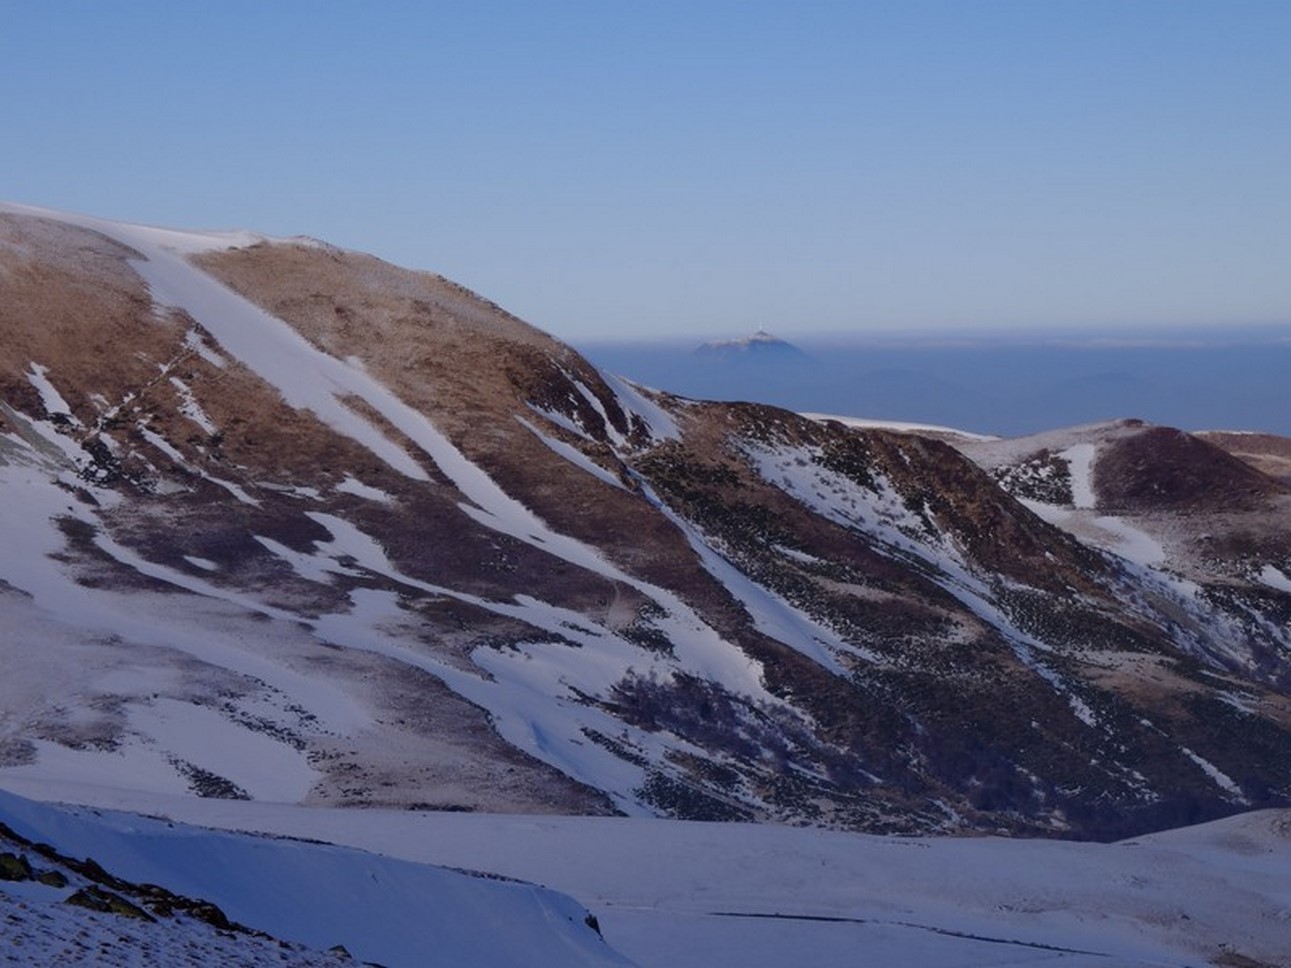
[2,202,1291,842]
[0,788,623,967]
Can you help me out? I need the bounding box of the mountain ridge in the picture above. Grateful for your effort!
[3,202,1290,840]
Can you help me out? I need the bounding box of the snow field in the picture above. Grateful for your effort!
[4,787,1287,968]
[0,789,627,968]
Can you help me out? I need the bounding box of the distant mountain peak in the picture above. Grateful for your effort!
[694,330,807,360]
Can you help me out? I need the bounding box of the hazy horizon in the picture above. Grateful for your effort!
[579,323,1291,437]
[576,319,1291,349]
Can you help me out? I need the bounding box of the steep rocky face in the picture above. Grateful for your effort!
[3,203,1291,840]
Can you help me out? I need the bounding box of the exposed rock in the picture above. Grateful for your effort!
[0,851,32,881]
[65,885,158,922]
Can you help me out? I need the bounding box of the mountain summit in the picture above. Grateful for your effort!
[694,329,807,361]
[2,202,1291,839]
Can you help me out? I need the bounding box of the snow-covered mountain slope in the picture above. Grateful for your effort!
[5,787,1287,968]
[0,788,626,967]
[3,201,1291,840]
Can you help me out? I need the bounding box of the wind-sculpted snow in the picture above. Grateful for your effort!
[0,789,628,968]
[0,464,369,800]
[0,374,760,818]
[89,214,769,710]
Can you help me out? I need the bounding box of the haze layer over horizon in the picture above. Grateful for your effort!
[3,1,1288,342]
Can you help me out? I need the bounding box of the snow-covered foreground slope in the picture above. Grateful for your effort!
[0,788,627,967]
[1,894,352,968]
[5,784,1290,967]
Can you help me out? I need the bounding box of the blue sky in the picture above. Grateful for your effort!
[3,1,1288,342]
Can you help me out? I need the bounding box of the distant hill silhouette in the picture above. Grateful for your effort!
[694,330,809,362]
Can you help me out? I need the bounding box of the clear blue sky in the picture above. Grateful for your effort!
[3,1,1288,342]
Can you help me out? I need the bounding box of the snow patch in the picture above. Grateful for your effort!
[745,440,956,563]
[1257,564,1291,593]
[138,426,260,506]
[1021,500,1166,567]
[1092,514,1167,566]
[1180,747,1248,803]
[26,363,81,426]
[802,412,994,441]
[773,544,826,566]
[168,377,217,435]
[131,697,318,801]
[642,483,871,674]
[602,372,679,442]
[1060,443,1097,508]
[334,474,394,504]
[527,402,592,440]
[253,534,344,585]
[183,326,227,368]
[571,378,626,448]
